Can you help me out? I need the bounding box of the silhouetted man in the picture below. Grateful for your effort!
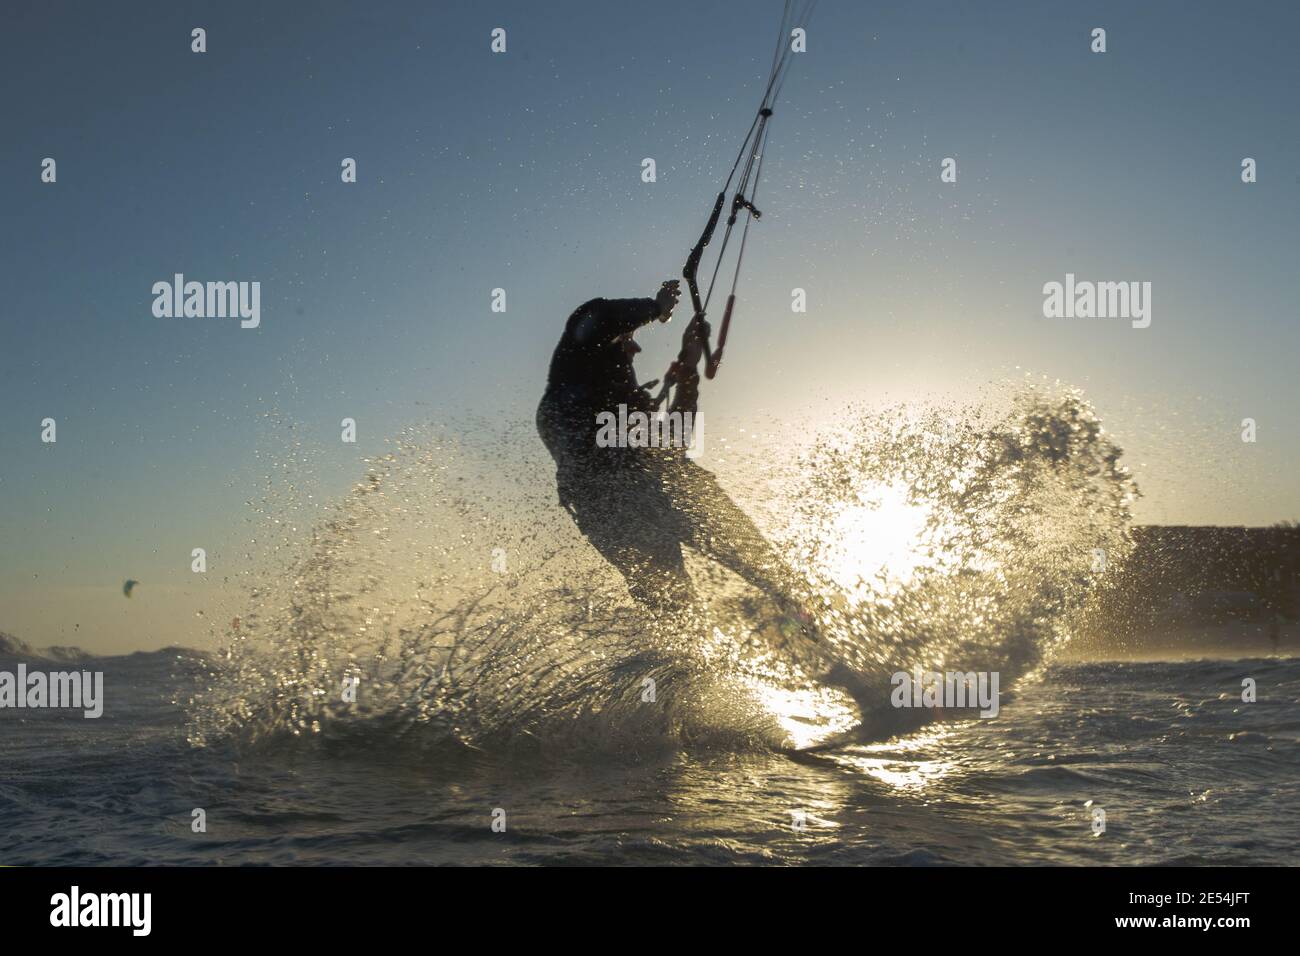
[536,280,814,623]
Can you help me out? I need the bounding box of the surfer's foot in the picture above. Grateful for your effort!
[820,662,875,712]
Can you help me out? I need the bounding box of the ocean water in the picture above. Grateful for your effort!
[5,390,1296,865]
[2,650,1297,865]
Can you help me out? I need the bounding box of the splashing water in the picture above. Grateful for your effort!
[186,385,1137,756]
[775,386,1138,742]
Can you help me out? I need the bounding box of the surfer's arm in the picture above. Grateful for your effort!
[567,298,661,349]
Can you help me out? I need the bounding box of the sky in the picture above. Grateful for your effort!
[2,1,1298,653]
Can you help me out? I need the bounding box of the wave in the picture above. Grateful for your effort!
[185,385,1137,755]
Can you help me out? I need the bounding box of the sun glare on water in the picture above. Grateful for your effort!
[821,481,939,599]
[741,482,954,751]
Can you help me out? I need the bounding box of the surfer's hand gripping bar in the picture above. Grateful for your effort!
[654,279,681,322]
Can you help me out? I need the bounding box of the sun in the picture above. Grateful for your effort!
[821,481,935,597]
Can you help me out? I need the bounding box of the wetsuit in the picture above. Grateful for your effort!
[537,297,804,617]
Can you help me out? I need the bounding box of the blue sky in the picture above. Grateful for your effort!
[2,1,1298,651]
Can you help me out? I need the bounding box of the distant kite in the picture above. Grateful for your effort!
[123,579,139,598]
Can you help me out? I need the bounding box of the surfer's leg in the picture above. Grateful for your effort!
[624,552,695,614]
[568,471,696,616]
[589,530,695,615]
[664,458,809,614]
[663,460,883,707]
